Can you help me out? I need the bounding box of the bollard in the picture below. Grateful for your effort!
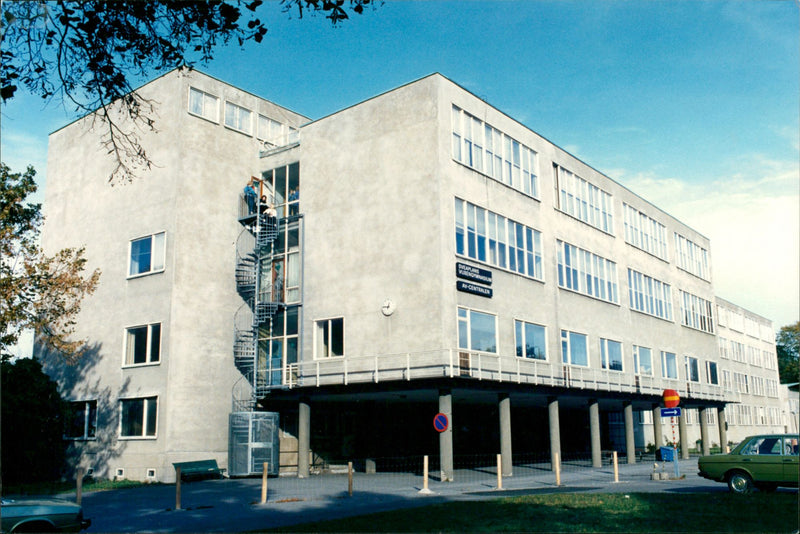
[554,452,561,487]
[175,467,182,511]
[612,451,619,483]
[348,461,353,496]
[76,467,84,505]
[419,455,433,494]
[261,462,268,503]
[496,454,503,490]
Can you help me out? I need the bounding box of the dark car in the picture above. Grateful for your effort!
[698,433,799,493]
[0,498,91,533]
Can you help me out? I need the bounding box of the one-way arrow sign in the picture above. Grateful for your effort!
[660,407,682,417]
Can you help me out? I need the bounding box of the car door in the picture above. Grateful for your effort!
[782,436,799,484]
[739,436,783,482]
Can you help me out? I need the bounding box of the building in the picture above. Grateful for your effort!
[38,69,789,482]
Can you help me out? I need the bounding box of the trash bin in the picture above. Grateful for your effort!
[659,446,674,462]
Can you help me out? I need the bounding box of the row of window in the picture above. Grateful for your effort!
[717,306,774,341]
[728,404,783,427]
[455,199,712,327]
[728,371,780,398]
[638,407,718,426]
[458,306,721,382]
[188,87,298,143]
[450,105,710,279]
[65,398,157,440]
[718,337,776,369]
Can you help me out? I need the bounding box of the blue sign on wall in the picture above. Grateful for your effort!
[456,262,493,285]
[660,407,682,418]
[456,281,493,298]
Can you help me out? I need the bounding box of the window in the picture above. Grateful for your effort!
[627,269,673,321]
[556,240,618,303]
[188,87,218,122]
[741,436,783,456]
[451,106,539,198]
[685,355,700,382]
[455,199,543,279]
[514,320,546,360]
[561,330,588,366]
[706,361,719,385]
[600,338,623,371]
[661,351,678,379]
[458,308,497,353]
[64,400,97,440]
[722,369,732,392]
[124,323,161,365]
[734,372,749,394]
[555,165,614,233]
[315,318,344,359]
[258,115,283,142]
[633,345,653,375]
[120,397,157,438]
[679,290,714,333]
[224,101,252,134]
[129,232,165,277]
[674,233,709,280]
[622,203,668,260]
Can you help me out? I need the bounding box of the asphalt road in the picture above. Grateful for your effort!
[44,458,793,533]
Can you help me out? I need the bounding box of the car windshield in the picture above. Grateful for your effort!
[741,436,790,455]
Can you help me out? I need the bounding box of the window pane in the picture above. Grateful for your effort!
[152,233,165,271]
[570,332,588,366]
[127,326,148,364]
[469,310,496,353]
[639,347,652,375]
[121,399,143,436]
[145,398,157,436]
[149,324,161,363]
[130,237,152,275]
[525,323,546,360]
[330,318,344,357]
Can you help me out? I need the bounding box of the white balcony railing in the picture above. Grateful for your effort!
[284,349,731,402]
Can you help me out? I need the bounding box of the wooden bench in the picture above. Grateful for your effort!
[173,459,226,481]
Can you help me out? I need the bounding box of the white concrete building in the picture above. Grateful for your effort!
[38,69,789,482]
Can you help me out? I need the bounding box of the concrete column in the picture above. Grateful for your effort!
[652,404,663,449]
[678,411,689,459]
[588,400,601,468]
[624,402,636,464]
[298,398,310,478]
[439,389,454,482]
[699,407,710,456]
[498,393,513,477]
[548,397,561,472]
[718,407,728,452]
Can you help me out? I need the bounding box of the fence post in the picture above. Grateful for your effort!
[554,452,561,487]
[175,467,182,511]
[347,461,354,496]
[496,454,503,490]
[612,451,619,483]
[76,467,84,505]
[261,462,268,503]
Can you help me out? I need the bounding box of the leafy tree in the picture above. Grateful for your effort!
[776,321,799,384]
[1,163,101,361]
[1,0,376,182]
[1,357,67,484]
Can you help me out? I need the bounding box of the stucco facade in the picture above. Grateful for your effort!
[38,70,789,482]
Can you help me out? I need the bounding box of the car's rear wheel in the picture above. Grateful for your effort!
[727,470,753,494]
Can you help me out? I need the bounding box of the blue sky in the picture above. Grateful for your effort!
[2,0,798,334]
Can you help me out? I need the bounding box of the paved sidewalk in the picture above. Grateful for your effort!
[49,459,756,532]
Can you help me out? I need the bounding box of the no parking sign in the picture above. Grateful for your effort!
[433,413,449,432]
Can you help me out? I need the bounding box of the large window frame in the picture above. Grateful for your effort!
[224,101,253,135]
[64,400,97,440]
[314,317,344,359]
[119,396,157,439]
[554,165,614,234]
[675,233,710,280]
[451,106,539,199]
[514,319,547,360]
[706,361,719,385]
[622,203,668,260]
[124,323,161,366]
[633,345,653,376]
[685,355,700,382]
[661,351,678,379]
[556,240,619,304]
[128,232,166,278]
[458,307,498,354]
[188,87,219,123]
[561,329,589,367]
[455,198,543,280]
[600,338,623,371]
[679,290,715,333]
[627,268,673,321]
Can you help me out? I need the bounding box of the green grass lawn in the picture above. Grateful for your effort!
[267,492,799,533]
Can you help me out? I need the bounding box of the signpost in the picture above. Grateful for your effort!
[662,389,681,478]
